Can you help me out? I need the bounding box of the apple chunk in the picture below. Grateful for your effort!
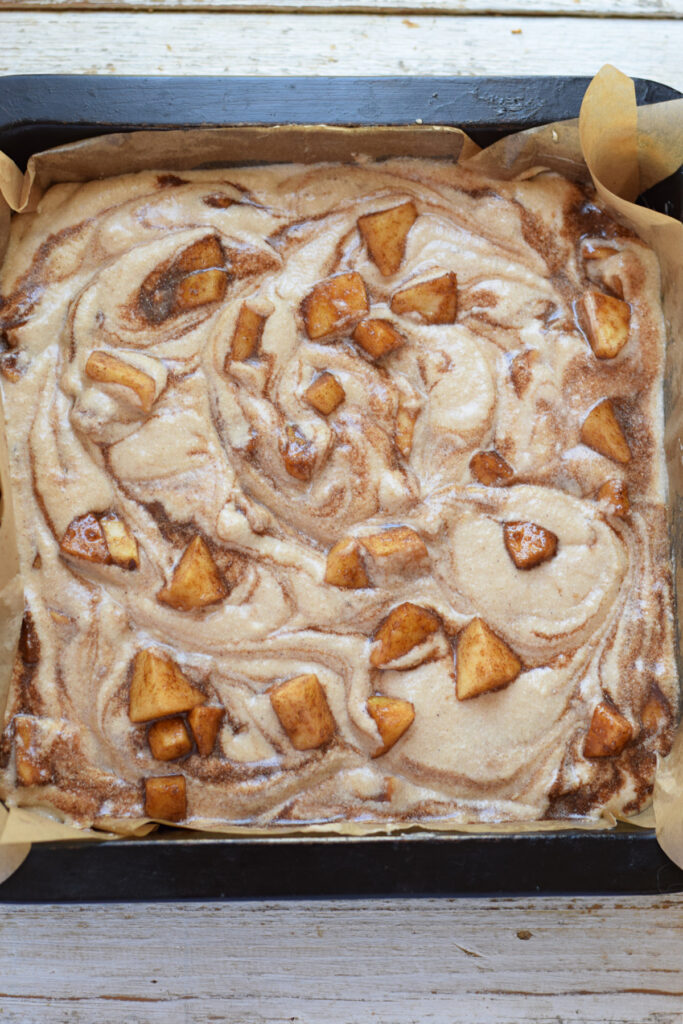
[301,272,369,340]
[85,351,157,412]
[360,526,428,573]
[583,701,633,758]
[577,289,630,359]
[391,272,457,324]
[597,478,630,518]
[148,717,193,761]
[503,521,558,570]
[269,674,335,750]
[280,424,315,481]
[469,450,514,487]
[188,706,224,756]
[157,536,227,611]
[144,775,187,821]
[305,371,345,415]
[395,404,418,458]
[581,399,631,464]
[175,269,228,311]
[456,618,521,700]
[129,649,205,723]
[357,201,417,276]
[60,513,110,565]
[370,602,440,668]
[324,537,370,589]
[229,304,267,363]
[366,696,415,757]
[100,512,140,570]
[352,318,406,359]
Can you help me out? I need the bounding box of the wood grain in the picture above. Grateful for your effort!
[0,11,681,92]
[1,0,682,15]
[1,896,682,1023]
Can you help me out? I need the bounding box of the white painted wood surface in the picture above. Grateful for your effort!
[1,896,682,1023]
[0,11,682,91]
[1,6,683,1023]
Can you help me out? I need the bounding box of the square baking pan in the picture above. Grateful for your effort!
[0,74,681,901]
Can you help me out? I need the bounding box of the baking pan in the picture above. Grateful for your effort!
[0,75,681,901]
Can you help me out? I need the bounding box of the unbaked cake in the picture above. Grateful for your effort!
[0,157,677,829]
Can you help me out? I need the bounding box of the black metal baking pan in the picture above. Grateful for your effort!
[0,75,681,902]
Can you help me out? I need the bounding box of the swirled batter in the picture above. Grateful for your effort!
[0,158,677,829]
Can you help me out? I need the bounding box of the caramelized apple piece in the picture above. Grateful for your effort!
[391,272,457,324]
[60,513,111,565]
[360,526,428,569]
[148,717,193,762]
[583,701,633,758]
[157,536,227,611]
[229,304,267,363]
[469,451,514,487]
[357,201,417,276]
[305,371,345,415]
[456,618,521,700]
[503,521,558,570]
[14,716,50,786]
[577,289,630,360]
[395,404,418,458]
[301,272,369,340]
[370,603,440,668]
[583,241,619,260]
[85,351,157,412]
[581,399,631,464]
[324,537,370,589]
[280,424,315,481]
[597,479,630,518]
[175,269,228,311]
[100,512,140,570]
[188,706,224,756]
[352,318,406,359]
[175,236,223,273]
[144,775,186,821]
[366,696,415,756]
[269,673,335,750]
[129,649,205,723]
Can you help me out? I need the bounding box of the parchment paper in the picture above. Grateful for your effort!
[0,66,681,886]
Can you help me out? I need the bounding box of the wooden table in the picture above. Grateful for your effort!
[1,2,682,1021]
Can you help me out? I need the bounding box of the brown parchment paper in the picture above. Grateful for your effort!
[0,66,681,885]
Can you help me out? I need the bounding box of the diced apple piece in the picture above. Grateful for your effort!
[583,701,633,758]
[85,351,157,412]
[324,537,370,589]
[280,424,315,481]
[175,235,224,273]
[597,479,630,518]
[581,399,631,464]
[583,241,619,260]
[129,649,205,723]
[577,289,630,360]
[269,673,335,751]
[503,521,558,570]
[366,696,415,757]
[188,706,224,756]
[360,526,428,568]
[100,512,140,570]
[395,404,418,458]
[456,618,521,701]
[157,536,227,611]
[144,775,187,821]
[391,272,457,324]
[352,318,406,359]
[229,304,266,363]
[305,371,345,415]
[60,513,111,565]
[14,716,50,786]
[370,603,440,668]
[357,201,418,276]
[175,268,228,311]
[301,272,369,340]
[148,717,193,762]
[469,450,514,486]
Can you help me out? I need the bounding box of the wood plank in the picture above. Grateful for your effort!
[1,0,682,17]
[0,12,682,93]
[1,896,682,1022]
